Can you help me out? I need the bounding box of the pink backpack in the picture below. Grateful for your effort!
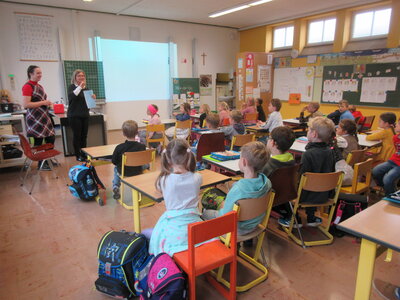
[140,253,186,300]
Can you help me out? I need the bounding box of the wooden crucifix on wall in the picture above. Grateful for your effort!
[201,52,207,66]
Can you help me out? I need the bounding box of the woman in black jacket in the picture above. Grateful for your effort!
[67,69,96,161]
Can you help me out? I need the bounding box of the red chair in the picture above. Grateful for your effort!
[196,132,225,162]
[18,134,62,194]
[173,211,237,300]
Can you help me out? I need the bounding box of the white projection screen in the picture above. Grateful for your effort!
[100,39,171,102]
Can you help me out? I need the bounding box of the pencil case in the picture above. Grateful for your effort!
[210,151,240,161]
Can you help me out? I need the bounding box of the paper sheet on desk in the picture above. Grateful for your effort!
[83,90,96,109]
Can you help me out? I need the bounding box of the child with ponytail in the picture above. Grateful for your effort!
[366,112,397,162]
[336,119,359,160]
[149,139,204,256]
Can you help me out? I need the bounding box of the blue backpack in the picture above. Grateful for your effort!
[95,230,150,299]
[68,164,105,203]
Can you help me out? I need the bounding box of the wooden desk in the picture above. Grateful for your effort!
[283,118,301,126]
[202,155,241,174]
[82,144,117,163]
[245,125,269,138]
[337,200,400,300]
[357,134,382,148]
[121,169,232,232]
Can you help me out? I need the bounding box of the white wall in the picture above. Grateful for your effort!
[0,2,239,129]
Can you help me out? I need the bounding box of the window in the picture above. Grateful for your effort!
[273,25,294,49]
[352,8,392,39]
[308,18,336,44]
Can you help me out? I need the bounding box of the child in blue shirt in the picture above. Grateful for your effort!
[202,141,271,234]
[166,102,191,139]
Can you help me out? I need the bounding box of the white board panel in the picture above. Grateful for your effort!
[273,67,315,102]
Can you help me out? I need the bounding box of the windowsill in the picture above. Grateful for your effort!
[306,41,334,47]
[350,35,388,42]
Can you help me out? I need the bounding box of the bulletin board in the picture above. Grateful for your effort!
[63,60,106,100]
[172,78,200,95]
[272,67,315,102]
[321,63,400,108]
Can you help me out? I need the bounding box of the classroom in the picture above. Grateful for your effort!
[0,0,399,299]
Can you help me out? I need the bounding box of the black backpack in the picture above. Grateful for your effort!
[330,193,368,237]
[95,230,150,299]
[68,164,106,205]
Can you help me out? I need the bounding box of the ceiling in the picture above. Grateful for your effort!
[4,0,383,29]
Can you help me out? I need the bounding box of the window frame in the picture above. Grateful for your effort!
[306,17,337,46]
[350,6,392,41]
[272,24,294,50]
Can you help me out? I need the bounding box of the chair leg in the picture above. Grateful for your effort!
[29,161,43,194]
[47,159,58,179]
[19,157,29,182]
[189,274,196,300]
[288,202,306,249]
[21,160,33,186]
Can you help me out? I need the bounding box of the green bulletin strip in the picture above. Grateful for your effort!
[63,60,106,99]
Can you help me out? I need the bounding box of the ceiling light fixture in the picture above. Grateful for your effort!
[83,0,93,2]
[249,0,273,6]
[209,0,273,18]
[209,5,250,18]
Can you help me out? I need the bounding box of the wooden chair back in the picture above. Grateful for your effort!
[346,148,366,167]
[230,134,255,150]
[145,124,165,148]
[301,171,343,192]
[174,120,192,141]
[358,115,375,133]
[236,191,275,222]
[269,164,300,207]
[196,132,225,161]
[243,112,258,123]
[349,158,373,193]
[122,149,155,177]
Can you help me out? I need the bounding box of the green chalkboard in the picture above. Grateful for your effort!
[321,63,400,108]
[63,60,105,99]
[172,78,199,96]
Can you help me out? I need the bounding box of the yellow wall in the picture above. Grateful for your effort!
[280,102,399,130]
[240,26,267,52]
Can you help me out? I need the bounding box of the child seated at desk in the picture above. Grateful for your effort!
[166,102,191,140]
[220,110,246,143]
[148,139,203,256]
[299,102,323,123]
[278,117,336,228]
[202,141,271,235]
[336,119,359,160]
[256,98,266,122]
[372,117,400,196]
[198,103,210,128]
[218,101,230,126]
[348,104,365,124]
[241,97,256,115]
[256,98,283,133]
[138,104,162,147]
[112,120,146,200]
[262,126,296,177]
[327,100,354,125]
[366,112,396,162]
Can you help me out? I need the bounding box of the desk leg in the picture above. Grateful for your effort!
[132,189,141,233]
[354,238,377,300]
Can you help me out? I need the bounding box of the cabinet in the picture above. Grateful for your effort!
[0,114,26,168]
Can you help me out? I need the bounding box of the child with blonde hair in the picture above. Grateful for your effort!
[149,139,203,256]
[218,101,230,126]
[198,103,210,128]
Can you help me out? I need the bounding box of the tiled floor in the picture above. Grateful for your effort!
[0,131,398,300]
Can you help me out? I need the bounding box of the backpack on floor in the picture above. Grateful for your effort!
[68,164,105,202]
[95,230,149,299]
[201,187,226,210]
[330,193,368,237]
[140,253,186,300]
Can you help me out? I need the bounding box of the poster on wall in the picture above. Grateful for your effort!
[360,77,397,103]
[246,68,253,82]
[16,12,58,61]
[257,65,271,92]
[199,74,212,96]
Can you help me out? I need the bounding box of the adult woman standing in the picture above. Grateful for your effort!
[22,65,55,169]
[67,69,95,161]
